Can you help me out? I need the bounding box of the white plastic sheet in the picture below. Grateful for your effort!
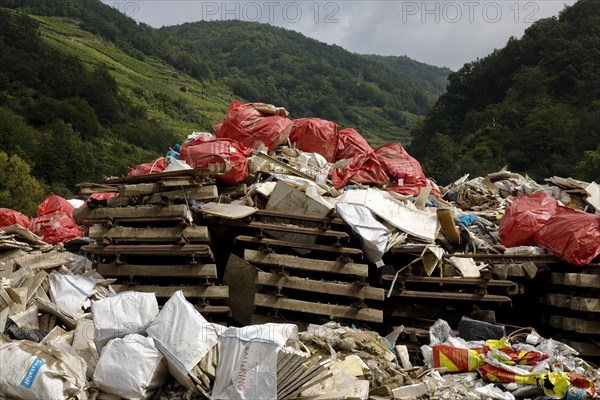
[0,337,86,400]
[91,291,159,353]
[336,203,390,263]
[93,334,168,400]
[48,271,95,317]
[212,323,298,400]
[146,291,224,389]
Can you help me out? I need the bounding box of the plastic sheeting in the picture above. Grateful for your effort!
[534,207,600,266]
[91,291,159,353]
[336,203,390,263]
[37,194,74,218]
[290,118,339,162]
[499,193,558,248]
[127,157,168,177]
[93,334,168,400]
[215,101,293,152]
[180,138,252,186]
[212,323,298,400]
[28,212,84,245]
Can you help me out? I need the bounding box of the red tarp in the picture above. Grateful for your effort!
[214,101,292,152]
[127,157,167,177]
[499,192,558,248]
[181,138,252,186]
[290,118,339,162]
[0,208,30,229]
[534,207,600,266]
[37,194,74,218]
[375,143,434,197]
[29,212,84,245]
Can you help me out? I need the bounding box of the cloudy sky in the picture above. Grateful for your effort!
[102,0,575,70]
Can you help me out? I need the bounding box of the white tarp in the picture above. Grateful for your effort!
[93,334,168,400]
[212,323,298,400]
[0,337,86,400]
[336,203,390,263]
[48,271,96,317]
[338,189,440,242]
[91,291,159,353]
[146,291,224,389]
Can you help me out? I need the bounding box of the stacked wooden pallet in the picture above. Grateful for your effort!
[539,267,600,358]
[225,208,385,325]
[75,171,231,319]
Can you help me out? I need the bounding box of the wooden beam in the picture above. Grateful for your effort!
[82,244,213,258]
[111,285,228,299]
[104,168,218,185]
[548,315,600,334]
[89,226,210,243]
[236,235,362,255]
[256,272,384,301]
[74,204,192,223]
[227,221,349,240]
[544,293,600,312]
[97,263,217,278]
[244,250,368,277]
[118,183,160,196]
[254,293,383,323]
[389,289,512,303]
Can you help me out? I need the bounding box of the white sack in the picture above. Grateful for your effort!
[336,203,390,263]
[93,334,168,400]
[48,271,96,317]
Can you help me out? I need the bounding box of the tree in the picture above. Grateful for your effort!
[0,151,44,215]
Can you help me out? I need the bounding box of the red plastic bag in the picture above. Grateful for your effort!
[180,138,252,186]
[127,157,167,177]
[432,345,485,372]
[499,193,558,248]
[83,192,117,208]
[215,101,292,152]
[331,129,388,188]
[534,207,600,266]
[290,118,339,162]
[0,208,30,229]
[29,212,84,244]
[37,194,74,218]
[375,144,433,197]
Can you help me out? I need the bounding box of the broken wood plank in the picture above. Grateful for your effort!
[256,272,384,301]
[245,250,368,277]
[111,285,229,299]
[254,293,383,323]
[437,209,461,245]
[81,244,213,258]
[389,289,512,303]
[236,235,362,255]
[88,226,210,243]
[74,204,193,224]
[97,263,217,278]
[227,221,349,240]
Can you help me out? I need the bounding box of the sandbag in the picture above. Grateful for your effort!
[499,193,558,248]
[335,128,373,161]
[534,207,600,266]
[0,338,86,400]
[180,138,252,185]
[375,143,431,196]
[49,271,96,317]
[146,291,225,390]
[214,101,292,152]
[212,323,298,400]
[127,157,167,177]
[91,291,159,353]
[37,194,74,218]
[28,212,84,244]
[290,118,339,162]
[0,208,30,229]
[93,334,168,400]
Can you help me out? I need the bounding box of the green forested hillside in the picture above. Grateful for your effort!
[163,20,446,145]
[409,0,600,183]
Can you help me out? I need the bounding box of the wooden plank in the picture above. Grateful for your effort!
[77,182,119,195]
[256,272,384,301]
[111,285,229,299]
[150,185,219,202]
[97,263,217,278]
[256,210,346,226]
[200,203,259,219]
[15,252,76,270]
[437,209,461,245]
[381,274,517,288]
[545,293,600,312]
[254,293,383,323]
[548,315,600,334]
[104,168,219,185]
[74,204,192,223]
[89,226,210,243]
[236,236,362,255]
[390,289,512,303]
[193,305,231,315]
[223,254,258,326]
[118,183,160,196]
[82,244,213,258]
[244,250,368,277]
[227,221,349,239]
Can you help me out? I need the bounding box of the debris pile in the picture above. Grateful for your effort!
[1,100,599,399]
